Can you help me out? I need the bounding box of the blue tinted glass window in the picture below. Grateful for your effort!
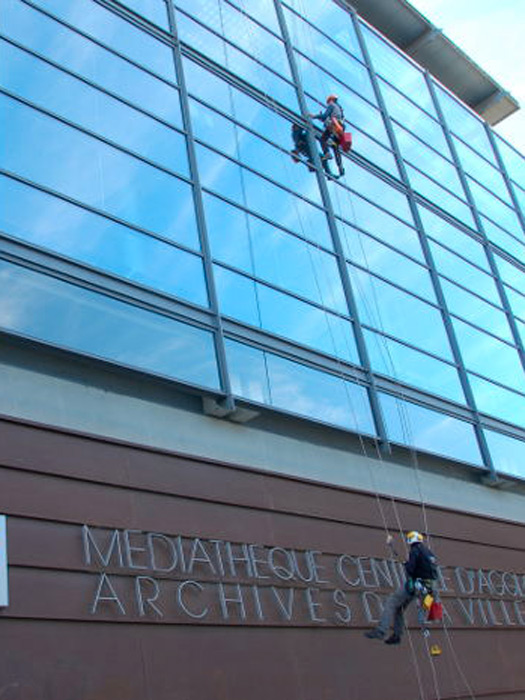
[1,1,182,124]
[0,260,219,388]
[361,23,436,115]
[1,42,186,173]
[434,83,494,160]
[495,135,525,190]
[204,195,346,313]
[337,200,424,262]
[284,7,375,103]
[195,145,331,248]
[0,177,207,306]
[341,230,435,302]
[468,177,522,238]
[379,80,448,153]
[29,0,176,80]
[485,429,525,480]
[380,393,482,465]
[453,137,510,203]
[364,330,465,404]
[175,0,290,77]
[2,96,196,246]
[225,339,271,404]
[494,254,525,293]
[452,318,525,391]
[406,165,474,228]
[175,11,298,111]
[506,286,525,321]
[228,0,280,33]
[215,267,359,363]
[267,354,374,434]
[283,0,363,59]
[429,242,499,304]
[481,217,525,265]
[116,0,168,28]
[470,376,525,429]
[349,267,453,359]
[417,205,489,270]
[441,279,512,343]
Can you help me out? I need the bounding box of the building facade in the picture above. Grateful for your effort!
[1,0,525,698]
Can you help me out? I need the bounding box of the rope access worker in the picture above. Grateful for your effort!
[310,94,345,178]
[364,531,438,645]
[290,122,315,171]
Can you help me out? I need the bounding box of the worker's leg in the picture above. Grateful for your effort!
[377,587,412,635]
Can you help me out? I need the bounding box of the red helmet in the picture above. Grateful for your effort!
[326,94,338,103]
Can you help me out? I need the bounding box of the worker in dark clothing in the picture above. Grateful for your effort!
[290,123,315,171]
[364,531,438,645]
[310,94,345,178]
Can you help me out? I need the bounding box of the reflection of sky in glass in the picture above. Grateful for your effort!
[468,178,523,239]
[452,318,525,391]
[0,261,219,389]
[495,135,525,191]
[405,164,474,228]
[485,429,525,480]
[429,243,499,305]
[349,266,453,360]
[480,217,525,266]
[454,137,510,203]
[1,176,207,306]
[364,329,465,404]
[1,3,181,124]
[2,96,197,245]
[204,194,345,313]
[215,266,359,364]
[470,375,525,428]
[380,393,483,465]
[28,0,176,81]
[226,339,374,433]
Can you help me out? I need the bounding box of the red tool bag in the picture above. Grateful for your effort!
[427,601,443,621]
[339,131,353,153]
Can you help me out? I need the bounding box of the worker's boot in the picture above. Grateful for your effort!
[364,628,384,640]
[384,634,401,645]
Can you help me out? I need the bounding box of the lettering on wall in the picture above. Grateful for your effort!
[81,525,525,628]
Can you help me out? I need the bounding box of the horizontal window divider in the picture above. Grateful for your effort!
[465,170,514,208]
[390,118,456,166]
[222,321,368,384]
[1,88,192,185]
[465,368,525,400]
[0,230,209,313]
[358,322,460,368]
[0,246,215,331]
[478,209,525,248]
[194,136,328,210]
[348,260,441,309]
[212,260,350,319]
[339,222,430,268]
[282,0,366,67]
[425,233,492,276]
[480,418,525,445]
[94,0,174,42]
[436,271,505,311]
[200,187,335,255]
[370,57,438,122]
[416,199,484,244]
[0,34,185,136]
[412,190,474,232]
[0,169,202,258]
[405,159,469,205]
[223,0,284,42]
[174,6,294,86]
[450,130,503,171]
[20,0,180,87]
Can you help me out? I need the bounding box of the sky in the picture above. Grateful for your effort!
[408,0,525,155]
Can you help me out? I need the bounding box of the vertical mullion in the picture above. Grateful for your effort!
[351,14,496,475]
[425,75,525,377]
[165,0,235,410]
[273,0,390,450]
[486,128,525,236]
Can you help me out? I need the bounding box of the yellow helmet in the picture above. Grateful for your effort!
[406,530,423,545]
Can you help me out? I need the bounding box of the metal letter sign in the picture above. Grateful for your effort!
[0,515,8,607]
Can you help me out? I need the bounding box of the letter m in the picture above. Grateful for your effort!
[82,525,123,567]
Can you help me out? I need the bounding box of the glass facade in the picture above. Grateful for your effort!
[1,0,525,479]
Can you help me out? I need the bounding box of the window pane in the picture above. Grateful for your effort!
[2,96,197,247]
[0,260,219,388]
[0,176,208,306]
[365,330,465,404]
[29,0,176,80]
[452,318,525,391]
[225,339,271,404]
[470,376,525,428]
[267,354,374,434]
[1,42,187,173]
[506,286,525,321]
[361,23,436,115]
[418,205,490,270]
[495,135,525,190]
[380,393,482,465]
[495,253,525,293]
[1,1,181,124]
[468,178,523,239]
[453,137,510,203]
[405,165,474,228]
[481,217,525,265]
[349,267,453,359]
[485,429,525,480]
[196,144,331,248]
[116,0,169,28]
[341,229,436,302]
[204,195,346,313]
[214,267,359,363]
[441,279,512,343]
